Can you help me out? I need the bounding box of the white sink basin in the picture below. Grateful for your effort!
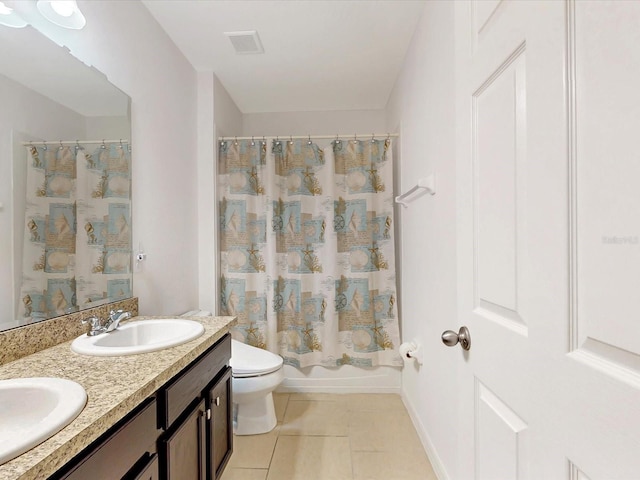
[71,319,205,356]
[0,377,86,465]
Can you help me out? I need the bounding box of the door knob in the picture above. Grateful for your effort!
[441,326,471,351]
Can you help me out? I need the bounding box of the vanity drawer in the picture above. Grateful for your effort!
[56,397,158,480]
[158,333,231,429]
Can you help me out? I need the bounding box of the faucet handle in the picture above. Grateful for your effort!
[82,316,101,328]
[109,309,124,320]
[82,316,105,336]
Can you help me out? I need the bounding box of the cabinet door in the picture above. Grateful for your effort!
[131,454,159,480]
[161,399,207,480]
[207,367,233,480]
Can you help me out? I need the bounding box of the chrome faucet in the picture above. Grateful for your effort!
[104,309,131,332]
[81,310,131,336]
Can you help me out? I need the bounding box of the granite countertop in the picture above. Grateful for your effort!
[0,315,237,480]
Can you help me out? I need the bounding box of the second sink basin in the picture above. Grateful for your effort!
[0,377,86,465]
[71,319,205,356]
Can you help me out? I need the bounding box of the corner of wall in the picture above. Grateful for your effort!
[384,1,459,477]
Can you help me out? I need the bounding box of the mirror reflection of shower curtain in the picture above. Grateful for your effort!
[18,143,132,324]
[218,138,402,368]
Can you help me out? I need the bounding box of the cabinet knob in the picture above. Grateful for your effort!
[206,408,211,420]
[214,396,220,407]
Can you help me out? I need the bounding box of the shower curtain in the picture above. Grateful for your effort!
[18,142,132,322]
[218,138,402,368]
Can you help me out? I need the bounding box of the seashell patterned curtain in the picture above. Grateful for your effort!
[218,138,401,368]
[18,143,132,323]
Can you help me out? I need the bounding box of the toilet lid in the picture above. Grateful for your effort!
[230,339,283,377]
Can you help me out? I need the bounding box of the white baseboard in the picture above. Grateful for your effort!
[277,384,402,394]
[276,365,402,394]
[401,391,450,480]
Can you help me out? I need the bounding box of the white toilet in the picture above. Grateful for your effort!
[182,311,284,436]
[230,339,284,435]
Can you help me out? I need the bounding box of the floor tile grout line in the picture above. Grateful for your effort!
[348,425,355,480]
[225,393,434,480]
[265,434,282,479]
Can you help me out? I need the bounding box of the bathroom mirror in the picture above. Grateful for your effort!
[0,25,132,332]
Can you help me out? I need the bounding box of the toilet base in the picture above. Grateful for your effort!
[234,392,277,435]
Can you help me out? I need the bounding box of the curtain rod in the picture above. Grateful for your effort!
[21,139,130,146]
[218,133,399,141]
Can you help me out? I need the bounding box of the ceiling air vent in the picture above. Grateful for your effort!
[224,30,264,55]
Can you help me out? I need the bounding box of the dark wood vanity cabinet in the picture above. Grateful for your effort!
[158,333,232,480]
[158,365,233,480]
[51,333,232,480]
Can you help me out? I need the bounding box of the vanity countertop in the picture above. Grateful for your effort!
[0,315,237,480]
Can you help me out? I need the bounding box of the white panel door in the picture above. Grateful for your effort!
[454,1,640,478]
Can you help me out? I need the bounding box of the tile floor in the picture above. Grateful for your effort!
[220,393,437,480]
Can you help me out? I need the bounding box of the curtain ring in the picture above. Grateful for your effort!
[307,135,312,145]
[276,136,280,145]
[371,133,375,143]
[75,140,80,151]
[119,139,123,149]
[251,136,255,146]
[262,136,266,146]
[220,137,225,146]
[101,139,106,149]
[234,136,238,146]
[289,135,293,145]
[335,134,340,144]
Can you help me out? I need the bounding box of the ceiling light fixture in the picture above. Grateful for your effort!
[0,1,28,28]
[36,0,86,29]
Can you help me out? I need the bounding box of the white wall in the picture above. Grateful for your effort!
[214,76,243,139]
[243,109,385,138]
[386,1,458,478]
[16,0,201,316]
[84,116,130,141]
[0,74,86,328]
[197,73,243,314]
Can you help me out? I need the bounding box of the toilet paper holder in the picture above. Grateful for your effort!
[399,340,423,365]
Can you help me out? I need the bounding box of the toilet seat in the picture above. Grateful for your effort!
[230,340,283,378]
